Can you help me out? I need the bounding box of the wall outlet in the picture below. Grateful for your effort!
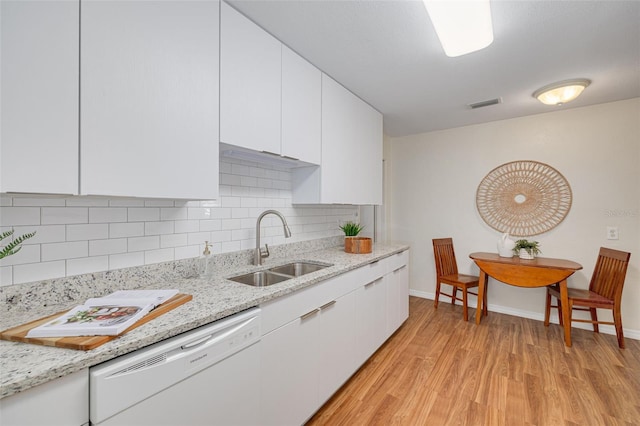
[607,226,619,240]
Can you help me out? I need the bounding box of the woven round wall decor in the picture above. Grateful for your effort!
[476,160,572,236]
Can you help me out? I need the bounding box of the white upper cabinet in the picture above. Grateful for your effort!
[281,46,322,164]
[81,0,220,199]
[292,74,383,205]
[1,0,79,195]
[220,2,281,155]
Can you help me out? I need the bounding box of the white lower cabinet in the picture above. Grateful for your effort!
[260,249,409,425]
[0,369,88,426]
[355,276,387,361]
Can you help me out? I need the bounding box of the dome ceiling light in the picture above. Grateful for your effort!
[532,79,591,105]
[422,0,494,57]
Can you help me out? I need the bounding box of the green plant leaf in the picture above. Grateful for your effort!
[0,230,36,260]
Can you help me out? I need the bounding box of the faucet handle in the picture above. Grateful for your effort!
[260,244,270,259]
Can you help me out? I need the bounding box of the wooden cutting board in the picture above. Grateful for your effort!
[0,293,192,351]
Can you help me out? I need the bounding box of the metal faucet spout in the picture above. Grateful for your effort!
[255,210,292,265]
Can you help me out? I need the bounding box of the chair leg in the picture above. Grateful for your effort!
[590,308,599,333]
[613,306,625,349]
[451,287,458,305]
[462,287,468,322]
[556,298,563,326]
[434,281,441,309]
[483,280,488,316]
[544,289,551,326]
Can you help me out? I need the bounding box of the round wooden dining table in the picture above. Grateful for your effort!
[469,252,583,347]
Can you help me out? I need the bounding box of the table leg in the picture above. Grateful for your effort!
[559,279,572,347]
[475,270,487,325]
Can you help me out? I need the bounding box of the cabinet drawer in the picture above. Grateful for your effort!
[261,272,355,335]
[386,250,409,274]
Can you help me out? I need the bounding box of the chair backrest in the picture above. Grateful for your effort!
[589,247,631,302]
[433,238,459,277]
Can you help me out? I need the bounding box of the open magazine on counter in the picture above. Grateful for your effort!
[26,289,179,338]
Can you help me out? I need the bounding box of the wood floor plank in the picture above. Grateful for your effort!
[306,297,640,426]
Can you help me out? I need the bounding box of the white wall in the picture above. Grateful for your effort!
[0,157,358,286]
[386,98,640,337]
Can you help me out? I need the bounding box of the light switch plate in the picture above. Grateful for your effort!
[607,226,619,240]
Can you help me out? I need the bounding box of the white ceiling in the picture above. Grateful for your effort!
[227,0,640,137]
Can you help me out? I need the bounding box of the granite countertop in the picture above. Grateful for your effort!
[0,242,409,399]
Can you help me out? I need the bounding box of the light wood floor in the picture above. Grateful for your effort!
[307,296,640,425]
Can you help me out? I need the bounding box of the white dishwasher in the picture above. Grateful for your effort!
[90,308,261,426]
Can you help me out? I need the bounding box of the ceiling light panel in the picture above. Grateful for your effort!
[423,0,494,57]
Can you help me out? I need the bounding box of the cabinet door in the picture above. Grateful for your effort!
[220,2,281,154]
[1,0,79,195]
[317,290,358,404]
[386,264,409,338]
[261,312,320,426]
[81,0,219,199]
[282,46,321,164]
[0,369,88,426]
[318,74,383,205]
[355,277,387,362]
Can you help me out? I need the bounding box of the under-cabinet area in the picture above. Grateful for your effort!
[0,245,409,426]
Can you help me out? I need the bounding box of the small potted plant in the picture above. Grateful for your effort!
[339,222,371,254]
[513,239,541,259]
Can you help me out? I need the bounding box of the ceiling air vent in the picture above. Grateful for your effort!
[468,97,502,109]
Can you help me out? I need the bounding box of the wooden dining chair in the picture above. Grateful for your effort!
[432,238,486,321]
[544,247,631,348]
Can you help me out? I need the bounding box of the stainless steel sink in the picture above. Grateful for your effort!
[227,271,292,287]
[268,261,331,277]
[228,261,333,287]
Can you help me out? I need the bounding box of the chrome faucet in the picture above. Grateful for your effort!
[255,210,292,265]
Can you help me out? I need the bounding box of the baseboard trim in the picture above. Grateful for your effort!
[409,289,640,341]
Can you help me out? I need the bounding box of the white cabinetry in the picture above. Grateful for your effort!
[0,369,88,426]
[260,250,409,425]
[0,0,79,195]
[220,3,321,165]
[385,251,410,338]
[292,74,383,205]
[220,2,281,154]
[81,0,219,199]
[281,45,322,164]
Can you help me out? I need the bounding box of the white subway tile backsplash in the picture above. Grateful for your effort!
[0,245,40,266]
[12,197,66,207]
[109,252,144,270]
[129,207,160,222]
[42,241,88,261]
[221,240,241,252]
[0,158,357,285]
[90,238,128,256]
[175,245,200,260]
[89,208,127,223]
[144,248,174,265]
[161,207,188,221]
[187,232,212,246]
[0,266,12,286]
[110,222,145,238]
[174,220,200,233]
[199,219,222,232]
[1,207,41,226]
[12,225,65,244]
[160,233,188,248]
[14,260,66,284]
[109,198,145,207]
[144,221,174,236]
[67,256,109,276]
[128,236,160,252]
[67,224,109,241]
[144,200,174,207]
